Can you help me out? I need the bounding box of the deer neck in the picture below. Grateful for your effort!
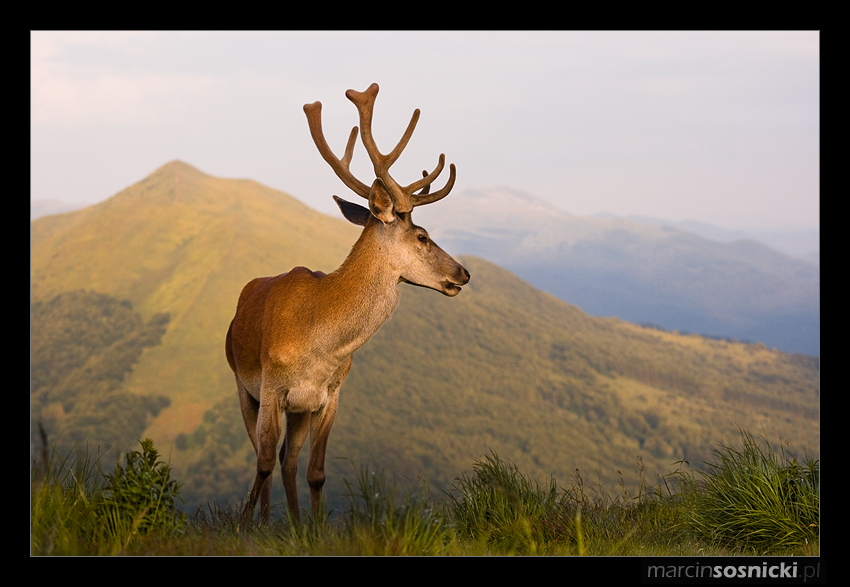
[324,223,401,353]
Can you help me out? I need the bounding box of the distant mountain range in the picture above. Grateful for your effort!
[416,187,819,356]
[30,162,819,511]
[31,193,819,263]
[607,214,818,265]
[34,187,818,356]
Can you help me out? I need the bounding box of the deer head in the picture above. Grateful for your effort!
[303,83,467,297]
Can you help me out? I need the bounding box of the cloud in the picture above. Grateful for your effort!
[31,32,218,127]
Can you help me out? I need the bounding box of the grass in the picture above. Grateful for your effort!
[672,429,819,552]
[31,430,819,556]
[31,435,186,555]
[447,451,564,554]
[31,442,105,555]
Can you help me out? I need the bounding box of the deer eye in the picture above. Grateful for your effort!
[417,234,428,244]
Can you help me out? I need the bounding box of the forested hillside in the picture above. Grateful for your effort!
[31,290,170,456]
[30,162,819,512]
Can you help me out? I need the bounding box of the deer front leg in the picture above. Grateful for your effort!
[244,390,282,524]
[306,393,339,515]
[280,411,311,519]
[307,357,350,515]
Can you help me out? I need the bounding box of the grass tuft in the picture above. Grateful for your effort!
[341,466,451,555]
[675,429,819,552]
[31,441,107,555]
[446,451,565,554]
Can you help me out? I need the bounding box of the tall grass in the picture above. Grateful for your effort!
[31,442,106,555]
[31,437,186,555]
[32,430,818,555]
[447,451,565,554]
[178,465,452,555]
[675,429,819,552]
[340,466,450,555]
[445,452,690,555]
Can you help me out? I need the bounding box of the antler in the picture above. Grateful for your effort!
[303,101,370,198]
[304,83,456,215]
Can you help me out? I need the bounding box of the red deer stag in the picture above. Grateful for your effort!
[225,83,469,522]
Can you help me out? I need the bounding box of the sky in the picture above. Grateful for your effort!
[31,31,819,231]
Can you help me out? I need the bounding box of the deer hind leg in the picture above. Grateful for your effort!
[237,379,267,521]
[280,411,311,519]
[306,356,351,515]
[237,378,261,452]
[243,385,282,524]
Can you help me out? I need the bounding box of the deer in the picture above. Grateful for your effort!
[225,83,470,522]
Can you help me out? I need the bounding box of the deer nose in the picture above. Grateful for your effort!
[459,266,470,284]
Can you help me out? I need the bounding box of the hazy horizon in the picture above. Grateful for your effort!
[31,178,819,262]
[31,31,819,232]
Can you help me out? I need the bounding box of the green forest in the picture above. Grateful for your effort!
[31,290,171,457]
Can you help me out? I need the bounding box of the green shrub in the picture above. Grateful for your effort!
[97,438,186,540]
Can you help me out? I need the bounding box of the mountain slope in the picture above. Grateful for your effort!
[32,160,361,440]
[30,162,819,511]
[334,256,818,497]
[416,187,819,355]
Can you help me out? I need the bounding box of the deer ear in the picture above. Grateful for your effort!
[368,179,396,224]
[333,195,372,227]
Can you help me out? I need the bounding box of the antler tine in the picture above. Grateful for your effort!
[416,170,430,196]
[303,100,371,199]
[345,84,387,175]
[345,84,421,177]
[340,126,358,169]
[412,163,456,206]
[405,154,445,196]
[385,109,420,169]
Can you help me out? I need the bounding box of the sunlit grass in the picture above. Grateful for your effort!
[31,442,106,555]
[32,430,818,556]
[673,429,819,552]
[32,436,186,555]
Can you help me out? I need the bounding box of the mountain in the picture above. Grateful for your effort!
[31,162,819,511]
[415,187,819,356]
[32,160,360,436]
[31,189,820,354]
[623,216,819,264]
